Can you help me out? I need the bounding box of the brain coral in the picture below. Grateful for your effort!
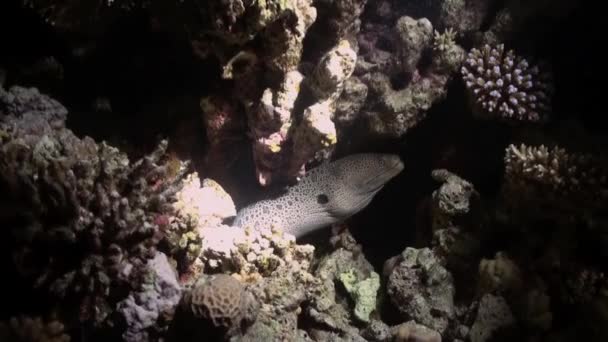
[461,44,553,122]
[186,274,258,333]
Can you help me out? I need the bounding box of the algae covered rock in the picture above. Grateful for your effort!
[338,269,381,323]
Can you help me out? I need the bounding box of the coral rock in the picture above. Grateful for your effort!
[117,252,182,342]
[478,252,523,295]
[469,294,515,342]
[392,321,442,342]
[394,16,433,75]
[386,248,455,334]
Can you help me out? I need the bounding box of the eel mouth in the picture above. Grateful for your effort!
[363,155,405,191]
[383,154,405,172]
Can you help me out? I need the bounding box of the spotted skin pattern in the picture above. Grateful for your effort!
[234,154,404,238]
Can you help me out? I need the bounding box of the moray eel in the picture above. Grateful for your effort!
[233,153,404,238]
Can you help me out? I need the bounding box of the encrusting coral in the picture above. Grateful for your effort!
[461,44,553,122]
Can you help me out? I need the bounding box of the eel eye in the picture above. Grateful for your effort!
[317,194,329,204]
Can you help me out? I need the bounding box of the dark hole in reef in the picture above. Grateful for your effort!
[416,49,434,76]
[376,36,395,52]
[390,71,411,90]
[231,58,251,75]
[317,194,329,204]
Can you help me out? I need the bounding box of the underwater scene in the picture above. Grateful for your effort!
[0,0,605,341]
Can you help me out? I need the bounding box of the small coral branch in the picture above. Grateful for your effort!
[461,44,553,122]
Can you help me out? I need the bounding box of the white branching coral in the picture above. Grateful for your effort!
[433,28,457,53]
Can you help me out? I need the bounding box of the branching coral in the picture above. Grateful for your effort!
[461,44,553,122]
[502,143,608,215]
[433,28,457,53]
[0,86,192,329]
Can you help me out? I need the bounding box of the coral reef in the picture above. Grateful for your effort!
[0,85,191,334]
[461,44,553,122]
[3,1,608,341]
